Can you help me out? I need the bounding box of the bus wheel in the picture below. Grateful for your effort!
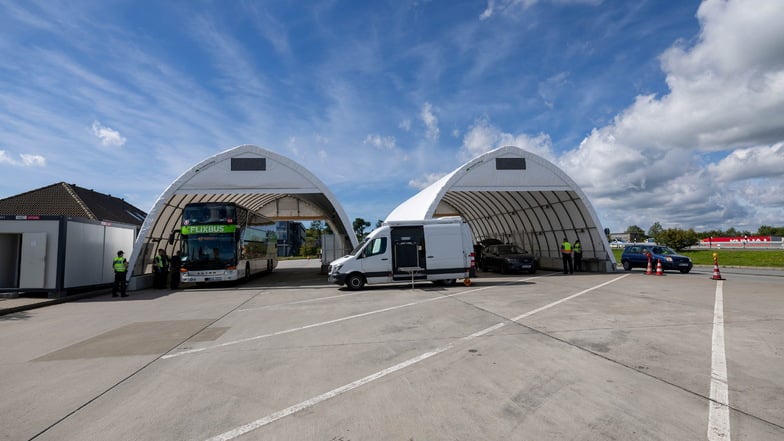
[346,273,365,290]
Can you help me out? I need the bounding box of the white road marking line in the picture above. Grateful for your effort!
[204,322,508,441]
[162,284,499,359]
[203,275,626,440]
[708,280,731,441]
[511,274,630,321]
[237,291,365,312]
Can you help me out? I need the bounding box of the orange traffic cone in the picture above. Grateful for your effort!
[711,256,725,280]
[711,260,725,280]
[655,259,664,276]
[645,256,654,275]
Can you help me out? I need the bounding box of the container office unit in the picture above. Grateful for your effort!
[0,215,137,297]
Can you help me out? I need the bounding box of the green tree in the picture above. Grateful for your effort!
[353,218,371,240]
[299,221,324,257]
[625,225,645,243]
[657,228,699,251]
[758,225,784,236]
[647,222,664,240]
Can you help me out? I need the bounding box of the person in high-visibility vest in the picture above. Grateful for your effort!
[112,250,129,297]
[573,239,583,272]
[561,238,573,274]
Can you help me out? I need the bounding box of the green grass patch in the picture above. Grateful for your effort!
[611,248,784,268]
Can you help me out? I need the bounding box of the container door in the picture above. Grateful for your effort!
[20,232,47,288]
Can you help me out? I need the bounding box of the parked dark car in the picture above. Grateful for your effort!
[479,244,536,274]
[620,244,693,273]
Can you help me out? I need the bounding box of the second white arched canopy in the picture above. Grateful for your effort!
[387,146,616,271]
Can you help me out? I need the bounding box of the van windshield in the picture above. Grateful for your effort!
[350,238,369,256]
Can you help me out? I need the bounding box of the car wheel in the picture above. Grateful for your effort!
[529,267,536,274]
[680,268,691,274]
[346,273,365,290]
[622,260,632,271]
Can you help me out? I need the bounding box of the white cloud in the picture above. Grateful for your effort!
[480,0,601,20]
[364,134,397,150]
[559,0,784,231]
[479,0,495,20]
[538,72,569,109]
[707,143,784,182]
[460,118,556,162]
[421,102,440,141]
[0,150,47,167]
[91,121,127,147]
[409,172,447,190]
[20,153,47,167]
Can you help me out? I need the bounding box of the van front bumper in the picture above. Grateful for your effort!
[328,273,347,285]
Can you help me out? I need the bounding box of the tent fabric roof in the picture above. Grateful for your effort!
[0,182,146,226]
[127,144,357,276]
[387,146,616,269]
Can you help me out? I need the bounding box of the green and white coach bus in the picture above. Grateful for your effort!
[177,202,278,284]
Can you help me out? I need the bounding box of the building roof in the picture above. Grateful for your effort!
[0,182,147,226]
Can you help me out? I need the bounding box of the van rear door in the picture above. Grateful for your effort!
[423,223,468,275]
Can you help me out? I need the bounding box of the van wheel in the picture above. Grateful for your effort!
[346,273,365,290]
[622,261,632,271]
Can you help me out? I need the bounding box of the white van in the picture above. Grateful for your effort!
[328,218,475,290]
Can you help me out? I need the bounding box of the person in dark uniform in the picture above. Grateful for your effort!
[153,249,169,289]
[112,250,129,297]
[170,251,181,289]
[573,239,583,272]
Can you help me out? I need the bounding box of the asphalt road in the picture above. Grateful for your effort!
[1,260,782,441]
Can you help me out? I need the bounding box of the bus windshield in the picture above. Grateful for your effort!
[181,234,236,265]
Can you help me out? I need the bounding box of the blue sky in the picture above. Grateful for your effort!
[2,0,783,233]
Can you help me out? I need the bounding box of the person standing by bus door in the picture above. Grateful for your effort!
[561,238,573,274]
[154,249,169,289]
[112,250,129,297]
[573,239,583,272]
[170,251,181,289]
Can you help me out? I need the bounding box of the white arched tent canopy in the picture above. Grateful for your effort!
[387,146,616,272]
[127,144,357,287]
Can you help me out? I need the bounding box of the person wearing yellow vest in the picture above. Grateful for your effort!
[112,250,129,297]
[573,239,583,272]
[561,238,573,274]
